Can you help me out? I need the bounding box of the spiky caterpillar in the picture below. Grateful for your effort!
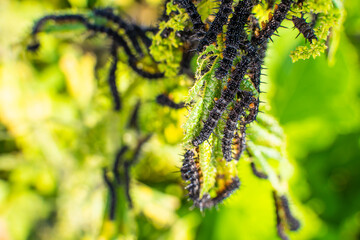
[196,0,234,52]
[253,0,294,45]
[28,13,134,63]
[248,39,267,93]
[292,15,317,43]
[215,0,255,80]
[250,162,268,179]
[195,177,241,209]
[93,8,145,56]
[181,149,201,200]
[28,13,165,79]
[156,94,185,109]
[208,177,240,206]
[173,0,205,37]
[28,14,88,51]
[85,23,165,79]
[108,43,122,111]
[29,14,135,59]
[222,91,253,162]
[273,191,289,240]
[273,192,301,239]
[192,56,251,147]
[279,195,301,231]
[232,128,246,161]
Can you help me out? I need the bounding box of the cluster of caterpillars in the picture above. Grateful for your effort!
[103,134,151,219]
[27,0,315,238]
[174,0,311,238]
[28,9,166,112]
[180,149,241,211]
[183,0,317,161]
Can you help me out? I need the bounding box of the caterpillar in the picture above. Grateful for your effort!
[250,161,268,179]
[279,195,301,231]
[156,94,185,109]
[222,91,253,162]
[103,168,117,220]
[28,14,87,51]
[196,0,234,52]
[192,56,251,147]
[128,100,141,131]
[253,0,293,46]
[248,40,267,92]
[215,0,255,80]
[181,149,201,201]
[93,8,145,56]
[30,14,87,36]
[192,56,251,146]
[128,58,165,79]
[232,127,247,161]
[131,134,152,165]
[208,177,240,207]
[292,15,318,43]
[113,146,129,184]
[132,24,156,48]
[29,14,165,79]
[122,135,152,208]
[273,191,290,240]
[28,14,136,62]
[108,43,122,111]
[244,95,260,124]
[196,177,241,209]
[173,0,205,37]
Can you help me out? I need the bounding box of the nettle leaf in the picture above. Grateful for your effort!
[290,0,343,62]
[199,135,216,197]
[183,98,204,146]
[150,2,187,77]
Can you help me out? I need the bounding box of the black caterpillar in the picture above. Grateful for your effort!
[93,8,145,56]
[253,0,293,46]
[273,191,289,240]
[156,94,185,109]
[279,195,301,231]
[113,146,129,184]
[273,192,301,239]
[232,127,247,161]
[195,177,241,209]
[103,168,117,220]
[128,100,141,131]
[196,0,234,52]
[173,0,205,37]
[250,162,268,179]
[192,56,251,147]
[108,43,122,111]
[181,149,201,201]
[208,177,240,207]
[222,91,253,162]
[292,15,318,43]
[28,14,165,80]
[215,0,255,80]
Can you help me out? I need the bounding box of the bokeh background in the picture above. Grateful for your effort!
[0,0,359,239]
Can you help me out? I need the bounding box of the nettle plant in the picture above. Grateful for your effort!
[27,0,341,239]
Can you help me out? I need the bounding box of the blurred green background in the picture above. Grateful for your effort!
[0,0,359,239]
